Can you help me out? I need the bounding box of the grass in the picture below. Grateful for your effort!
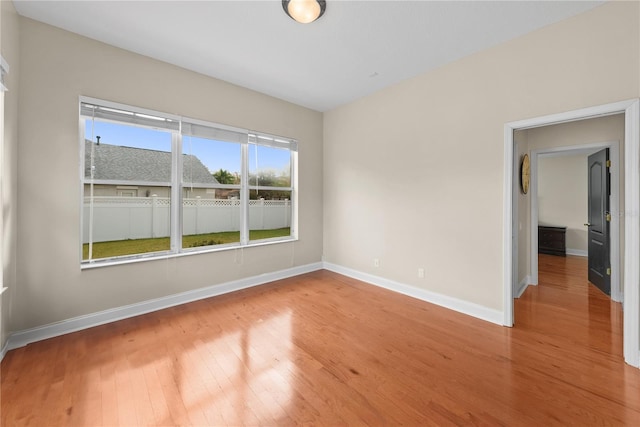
[82,228,291,260]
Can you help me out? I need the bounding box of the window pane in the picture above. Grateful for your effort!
[182,135,241,249]
[248,190,292,241]
[183,135,241,186]
[83,119,173,261]
[84,121,173,183]
[249,144,291,187]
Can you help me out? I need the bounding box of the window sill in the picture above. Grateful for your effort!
[80,237,297,270]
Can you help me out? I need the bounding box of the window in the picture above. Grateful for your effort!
[248,137,294,242]
[80,98,297,265]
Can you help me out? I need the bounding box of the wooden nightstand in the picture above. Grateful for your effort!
[538,225,567,256]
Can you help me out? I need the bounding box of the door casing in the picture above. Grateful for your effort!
[503,99,640,368]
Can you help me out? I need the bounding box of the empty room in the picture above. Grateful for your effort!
[1,1,640,425]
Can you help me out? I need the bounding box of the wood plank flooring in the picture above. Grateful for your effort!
[2,255,640,426]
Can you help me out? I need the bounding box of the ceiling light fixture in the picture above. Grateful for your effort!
[282,0,326,24]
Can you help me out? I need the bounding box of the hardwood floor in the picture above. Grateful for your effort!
[2,255,639,426]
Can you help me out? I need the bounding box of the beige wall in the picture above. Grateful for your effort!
[527,115,625,153]
[12,17,323,331]
[538,154,588,252]
[1,0,20,351]
[323,2,639,312]
[3,1,639,338]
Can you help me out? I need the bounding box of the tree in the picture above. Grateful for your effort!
[249,171,290,187]
[213,169,236,184]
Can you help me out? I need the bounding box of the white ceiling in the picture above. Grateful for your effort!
[14,0,605,112]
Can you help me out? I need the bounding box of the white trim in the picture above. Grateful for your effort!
[566,249,588,257]
[6,262,323,351]
[531,141,620,303]
[623,100,640,367]
[240,143,249,245]
[516,276,531,298]
[530,152,539,285]
[80,95,182,122]
[0,340,8,362]
[81,237,298,269]
[291,150,299,239]
[171,131,182,252]
[324,262,503,326]
[182,114,249,135]
[503,125,515,326]
[507,100,632,130]
[504,99,640,368]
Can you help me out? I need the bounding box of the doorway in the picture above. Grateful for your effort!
[529,141,621,303]
[503,99,640,368]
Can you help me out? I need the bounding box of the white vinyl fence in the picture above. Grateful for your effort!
[83,196,291,243]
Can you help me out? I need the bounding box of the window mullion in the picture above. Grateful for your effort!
[291,150,298,238]
[240,142,249,245]
[171,131,183,252]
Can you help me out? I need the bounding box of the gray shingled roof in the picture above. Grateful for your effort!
[85,140,219,184]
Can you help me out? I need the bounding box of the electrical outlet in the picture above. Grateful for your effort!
[374,258,380,268]
[418,268,425,278]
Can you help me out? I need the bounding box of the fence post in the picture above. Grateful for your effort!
[195,196,201,235]
[285,199,290,228]
[232,197,239,230]
[151,194,158,238]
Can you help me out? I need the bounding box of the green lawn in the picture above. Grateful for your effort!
[83,228,291,260]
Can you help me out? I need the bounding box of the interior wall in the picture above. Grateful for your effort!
[13,17,323,331]
[1,0,20,351]
[538,154,588,254]
[323,2,638,313]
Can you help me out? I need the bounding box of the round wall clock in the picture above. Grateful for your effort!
[520,154,530,194]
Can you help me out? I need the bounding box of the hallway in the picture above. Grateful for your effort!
[513,254,638,423]
[515,254,623,357]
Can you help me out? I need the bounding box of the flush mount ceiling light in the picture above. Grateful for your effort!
[282,0,326,24]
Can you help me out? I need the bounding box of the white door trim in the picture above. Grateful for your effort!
[529,142,621,303]
[503,99,640,368]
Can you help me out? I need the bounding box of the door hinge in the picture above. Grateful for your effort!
[606,267,611,276]
[606,212,612,222]
[606,160,611,168]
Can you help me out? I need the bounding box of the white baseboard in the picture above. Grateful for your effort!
[515,275,531,298]
[5,262,323,352]
[566,248,588,257]
[323,262,503,326]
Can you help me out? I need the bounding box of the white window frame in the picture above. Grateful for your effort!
[79,96,298,268]
[247,134,297,244]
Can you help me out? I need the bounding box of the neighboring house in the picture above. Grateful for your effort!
[84,140,219,198]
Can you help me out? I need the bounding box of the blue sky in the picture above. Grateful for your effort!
[86,120,290,176]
